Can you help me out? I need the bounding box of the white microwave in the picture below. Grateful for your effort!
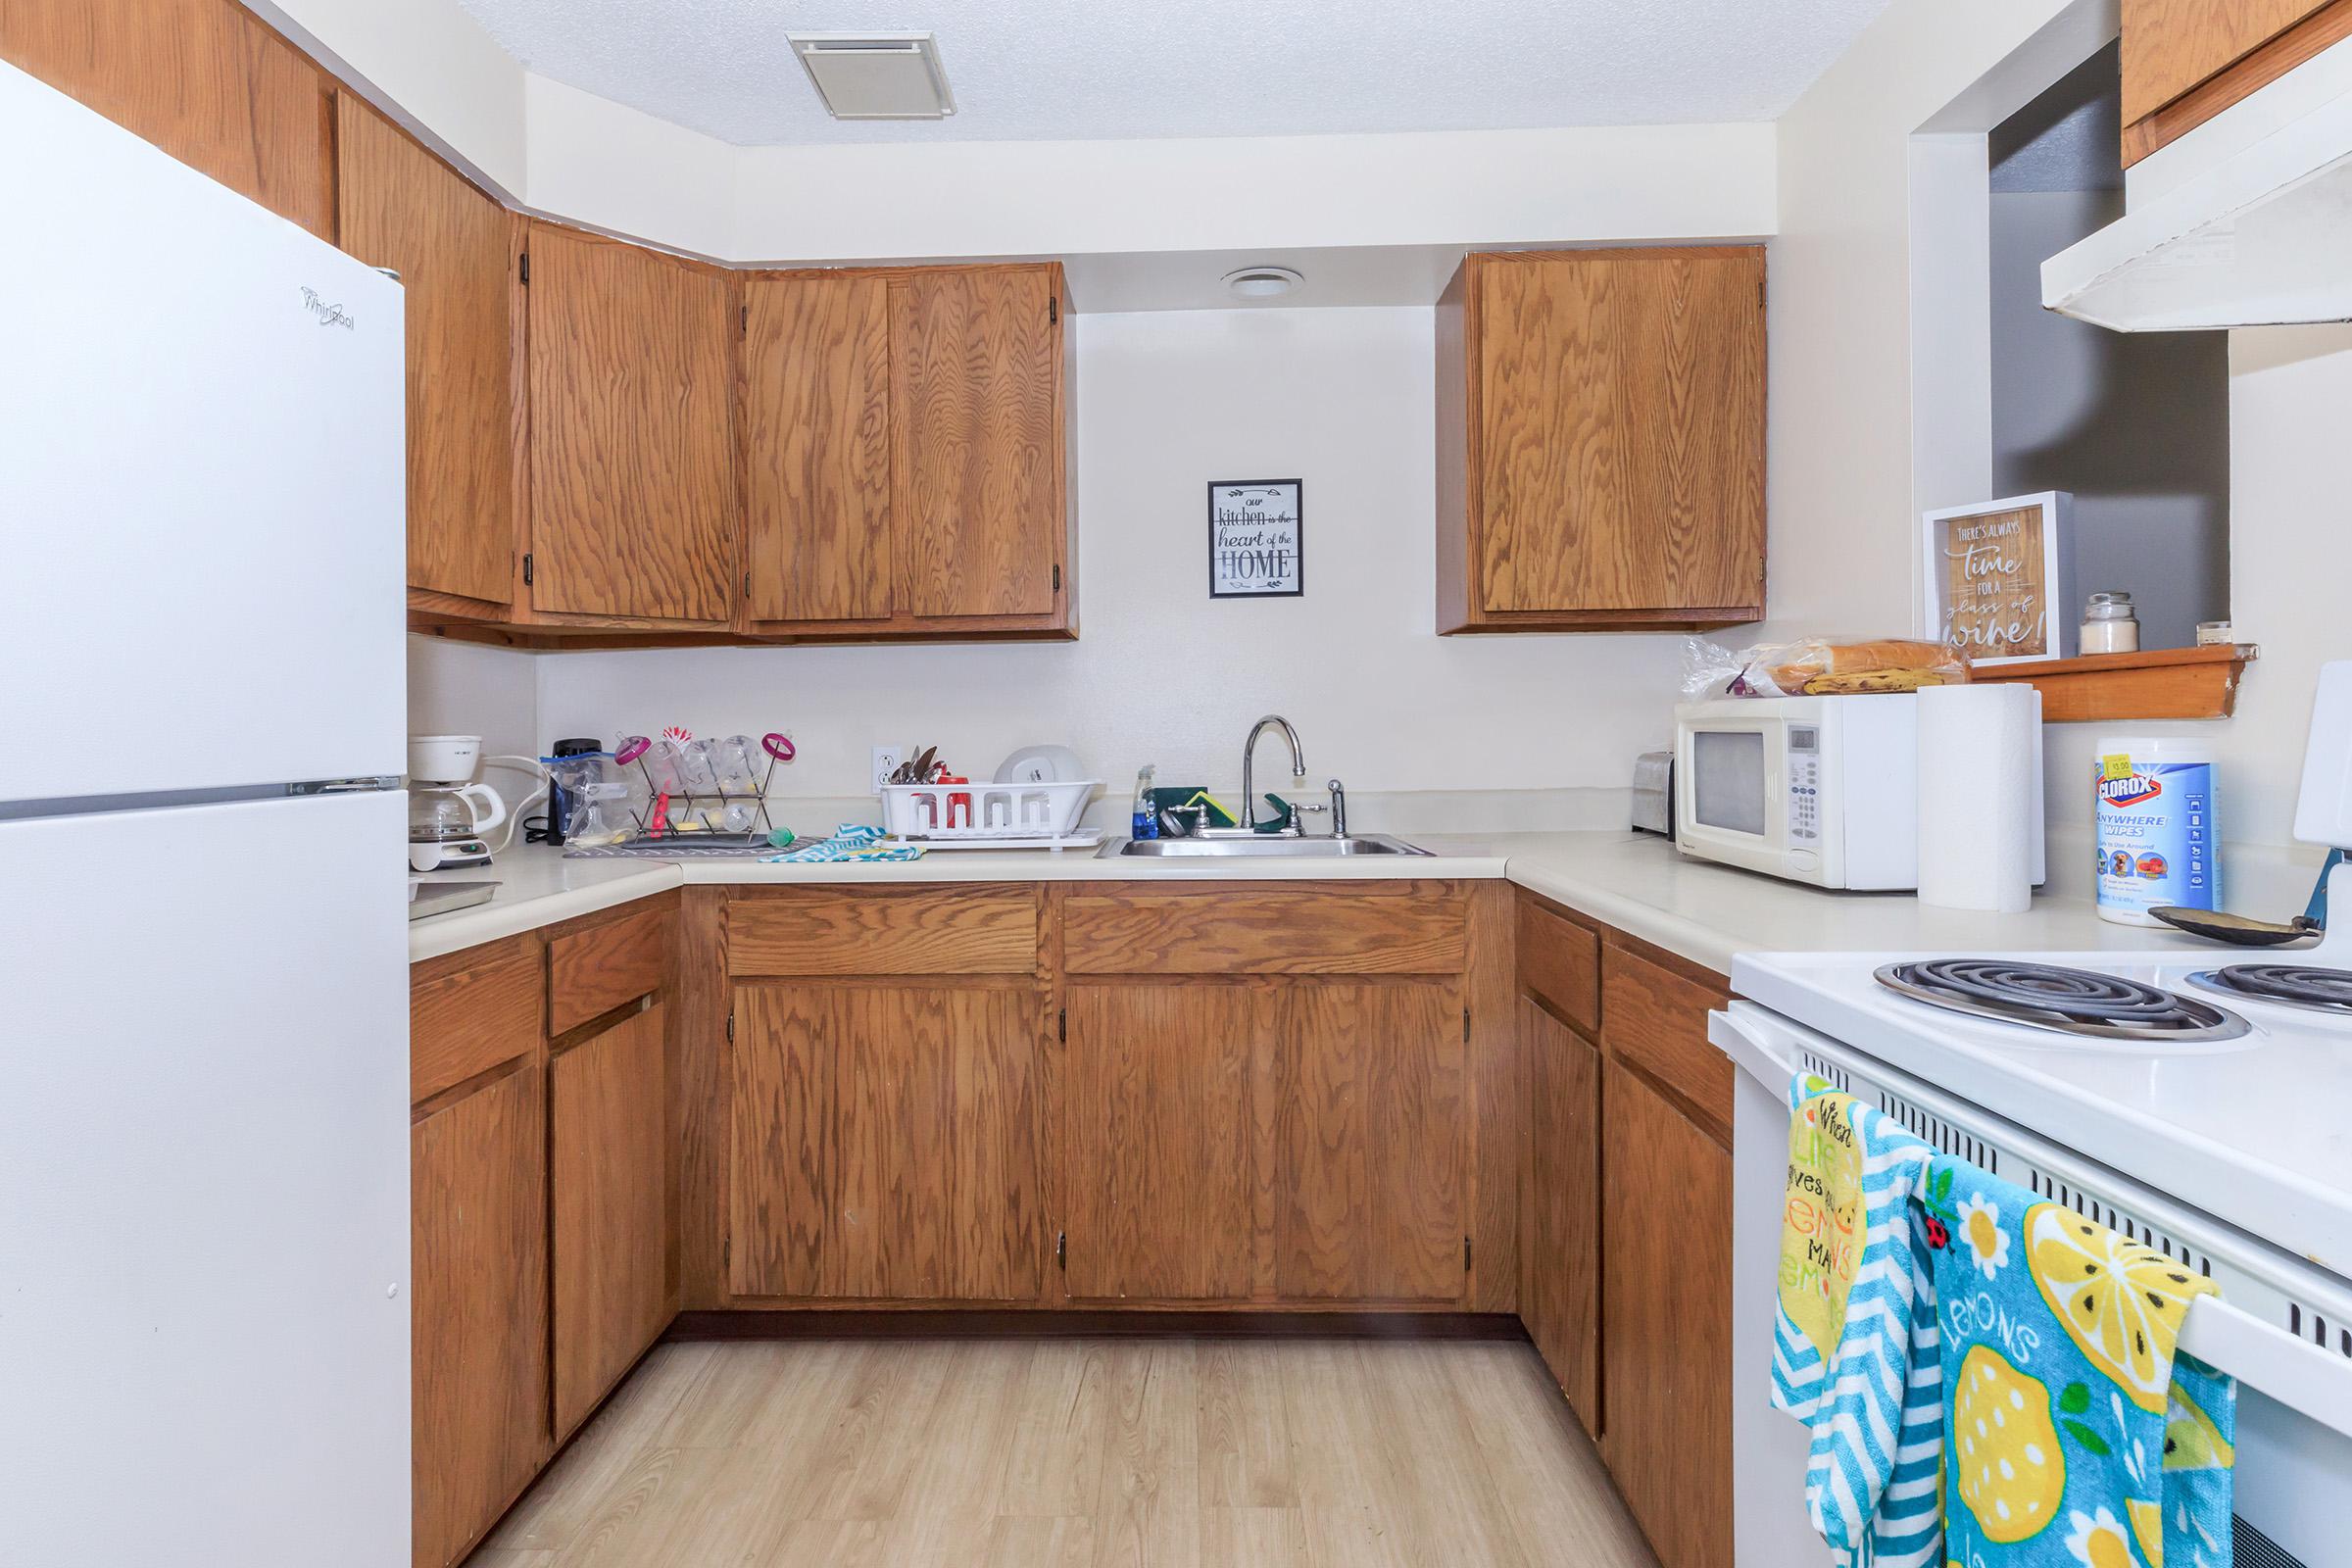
[1674,696,1921,890]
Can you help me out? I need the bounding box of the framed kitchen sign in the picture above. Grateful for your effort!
[1208,479,1303,598]
[1920,492,2074,664]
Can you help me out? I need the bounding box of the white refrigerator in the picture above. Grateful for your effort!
[0,62,412,1564]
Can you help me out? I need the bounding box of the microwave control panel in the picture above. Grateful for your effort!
[1787,726,1821,843]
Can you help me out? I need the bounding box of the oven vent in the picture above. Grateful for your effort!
[2284,1300,2352,1360]
[2233,1514,2308,1568]
[2022,1171,2216,1279]
[1876,1092,1996,1172]
[1797,1051,1851,1092]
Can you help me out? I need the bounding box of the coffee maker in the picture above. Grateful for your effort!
[408,735,508,871]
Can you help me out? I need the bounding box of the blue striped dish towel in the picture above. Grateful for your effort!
[1771,1074,1944,1567]
[760,824,926,863]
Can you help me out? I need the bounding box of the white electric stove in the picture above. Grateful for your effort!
[1716,662,2352,1568]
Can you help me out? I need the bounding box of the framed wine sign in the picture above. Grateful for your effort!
[1919,492,2074,664]
[1208,479,1303,598]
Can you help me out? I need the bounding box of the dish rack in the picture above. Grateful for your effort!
[878,779,1098,842]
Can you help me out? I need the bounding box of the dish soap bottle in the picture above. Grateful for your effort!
[1131,764,1159,841]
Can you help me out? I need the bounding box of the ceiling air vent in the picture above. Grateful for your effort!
[788,32,956,121]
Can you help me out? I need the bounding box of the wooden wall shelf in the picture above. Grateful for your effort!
[1971,645,2257,722]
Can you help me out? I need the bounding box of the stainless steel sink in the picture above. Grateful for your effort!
[1105,833,1432,858]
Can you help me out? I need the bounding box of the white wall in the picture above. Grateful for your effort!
[534,308,1690,811]
[1774,0,2352,863]
[407,635,537,772]
[257,0,1774,269]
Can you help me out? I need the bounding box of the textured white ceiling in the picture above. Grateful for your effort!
[452,0,1897,146]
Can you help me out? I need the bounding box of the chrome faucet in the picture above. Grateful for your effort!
[1240,714,1306,833]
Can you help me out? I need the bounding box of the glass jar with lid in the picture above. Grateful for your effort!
[2081,591,2140,655]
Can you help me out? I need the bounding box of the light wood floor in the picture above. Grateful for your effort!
[469,1336,1658,1568]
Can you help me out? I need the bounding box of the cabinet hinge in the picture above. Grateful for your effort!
[1049,295,1059,325]
[1462,1007,1472,1043]
[520,552,534,587]
[1052,563,1061,594]
[518,251,529,285]
[726,1009,735,1043]
[1464,1236,1473,1273]
[743,569,752,599]
[722,1237,730,1269]
[1057,1007,1067,1043]
[741,303,749,336]
[1056,1231,1067,1270]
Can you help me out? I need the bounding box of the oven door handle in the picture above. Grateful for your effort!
[2180,1297,2352,1437]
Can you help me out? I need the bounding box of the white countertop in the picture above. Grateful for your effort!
[411,831,2173,973]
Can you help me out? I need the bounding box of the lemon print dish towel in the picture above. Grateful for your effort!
[1925,1155,2236,1568]
[1770,1075,1943,1567]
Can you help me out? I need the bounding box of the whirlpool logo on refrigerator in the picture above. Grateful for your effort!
[300,286,356,330]
[2098,772,2163,808]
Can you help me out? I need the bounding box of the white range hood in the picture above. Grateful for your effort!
[2044,39,2352,332]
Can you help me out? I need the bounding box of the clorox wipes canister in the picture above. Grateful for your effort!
[2093,737,2220,926]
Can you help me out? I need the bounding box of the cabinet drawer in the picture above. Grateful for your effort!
[1063,886,1467,974]
[411,942,543,1104]
[1600,943,1733,1148]
[1517,893,1600,1033]
[728,888,1039,976]
[549,903,673,1036]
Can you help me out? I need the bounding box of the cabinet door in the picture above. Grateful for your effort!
[1599,1060,1732,1568]
[892,266,1065,621]
[1524,998,1601,1432]
[1272,981,1467,1302]
[2122,0,2334,122]
[1,0,333,237]
[730,984,1046,1299]
[335,95,517,612]
[412,1065,548,1568]
[551,1004,669,1438]
[742,272,894,626]
[525,222,738,623]
[1063,984,1264,1301]
[1473,248,1764,621]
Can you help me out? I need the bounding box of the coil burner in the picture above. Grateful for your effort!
[2190,964,2352,1020]
[1875,959,2250,1043]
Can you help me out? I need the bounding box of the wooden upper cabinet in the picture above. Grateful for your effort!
[1,0,332,236]
[737,262,1074,640]
[2121,0,2352,163]
[893,265,1071,626]
[524,221,739,625]
[334,95,518,613]
[1438,248,1766,634]
[741,272,894,628]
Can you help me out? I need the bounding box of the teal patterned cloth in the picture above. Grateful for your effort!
[760,824,925,862]
[1925,1156,2236,1567]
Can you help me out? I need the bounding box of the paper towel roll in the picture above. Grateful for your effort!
[1916,684,2040,913]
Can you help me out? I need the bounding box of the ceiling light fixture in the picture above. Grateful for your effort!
[1223,266,1303,300]
[787,32,956,121]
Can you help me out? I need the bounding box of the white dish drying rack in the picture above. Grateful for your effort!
[878,779,1100,846]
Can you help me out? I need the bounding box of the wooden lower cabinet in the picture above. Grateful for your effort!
[1062,983,1264,1301]
[551,1003,671,1438]
[1274,981,1467,1301]
[728,982,1048,1300]
[1598,1057,1733,1568]
[411,1064,548,1568]
[1061,978,1469,1304]
[1522,996,1602,1433]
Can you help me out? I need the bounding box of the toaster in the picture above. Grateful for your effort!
[1632,751,1675,839]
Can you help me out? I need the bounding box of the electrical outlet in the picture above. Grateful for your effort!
[870,745,904,793]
